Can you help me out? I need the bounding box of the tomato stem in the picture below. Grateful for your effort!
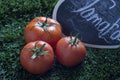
[42,17,47,27]
[31,42,48,59]
[35,17,57,32]
[35,17,48,32]
[36,17,43,26]
[70,33,79,46]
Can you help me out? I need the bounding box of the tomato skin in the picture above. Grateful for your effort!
[24,16,62,47]
[55,36,86,67]
[20,41,54,74]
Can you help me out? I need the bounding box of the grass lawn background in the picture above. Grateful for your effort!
[0,0,120,80]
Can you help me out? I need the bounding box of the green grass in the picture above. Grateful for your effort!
[0,0,120,80]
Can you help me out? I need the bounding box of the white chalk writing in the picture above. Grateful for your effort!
[73,0,100,12]
[109,0,116,9]
[110,30,120,41]
[72,0,120,42]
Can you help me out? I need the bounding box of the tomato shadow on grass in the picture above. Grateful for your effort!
[17,56,86,80]
[50,58,86,79]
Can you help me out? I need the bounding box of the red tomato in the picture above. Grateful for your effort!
[24,16,62,47]
[20,41,54,74]
[55,36,86,67]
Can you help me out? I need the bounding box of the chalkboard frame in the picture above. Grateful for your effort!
[52,0,120,49]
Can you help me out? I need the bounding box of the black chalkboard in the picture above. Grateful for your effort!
[53,0,120,48]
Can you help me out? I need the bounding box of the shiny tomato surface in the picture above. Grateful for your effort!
[20,41,54,74]
[24,17,62,47]
[56,36,86,67]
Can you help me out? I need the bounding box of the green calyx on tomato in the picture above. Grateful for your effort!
[69,33,79,46]
[35,17,56,32]
[26,42,48,59]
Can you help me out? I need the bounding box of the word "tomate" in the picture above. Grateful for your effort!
[72,0,120,43]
